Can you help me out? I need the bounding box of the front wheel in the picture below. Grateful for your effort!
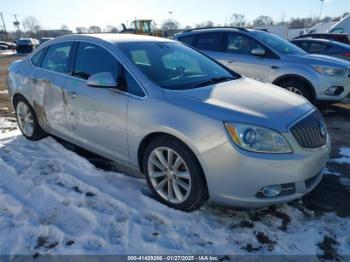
[15,97,47,140]
[278,79,312,102]
[143,136,208,211]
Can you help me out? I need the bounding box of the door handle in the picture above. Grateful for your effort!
[227,60,235,64]
[66,90,78,99]
[271,65,279,69]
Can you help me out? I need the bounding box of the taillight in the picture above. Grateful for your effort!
[342,52,350,57]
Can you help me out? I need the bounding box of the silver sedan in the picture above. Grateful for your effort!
[7,34,330,211]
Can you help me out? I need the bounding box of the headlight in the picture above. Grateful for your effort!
[310,65,346,76]
[224,122,292,153]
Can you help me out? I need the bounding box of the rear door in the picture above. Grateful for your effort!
[30,42,74,137]
[64,42,129,162]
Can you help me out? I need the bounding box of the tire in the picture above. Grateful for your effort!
[14,97,47,141]
[278,79,312,102]
[142,136,208,211]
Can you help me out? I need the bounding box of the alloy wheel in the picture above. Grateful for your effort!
[286,86,303,96]
[16,101,34,137]
[147,147,192,204]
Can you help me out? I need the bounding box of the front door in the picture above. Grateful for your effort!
[64,42,129,162]
[216,32,274,82]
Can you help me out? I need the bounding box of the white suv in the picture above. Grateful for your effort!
[175,27,350,104]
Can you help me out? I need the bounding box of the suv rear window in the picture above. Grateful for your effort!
[177,35,195,46]
[193,33,222,52]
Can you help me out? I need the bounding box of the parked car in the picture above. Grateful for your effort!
[7,34,330,211]
[16,38,37,53]
[39,37,54,45]
[327,14,350,34]
[0,45,8,50]
[0,41,16,50]
[291,38,350,61]
[175,27,350,104]
[293,33,350,45]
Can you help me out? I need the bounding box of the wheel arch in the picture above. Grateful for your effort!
[12,93,28,108]
[137,132,209,191]
[272,74,316,103]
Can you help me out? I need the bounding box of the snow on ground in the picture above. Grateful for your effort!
[0,117,350,257]
[0,117,17,133]
[331,148,350,165]
[0,50,16,56]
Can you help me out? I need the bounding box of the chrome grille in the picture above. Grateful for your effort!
[291,111,327,149]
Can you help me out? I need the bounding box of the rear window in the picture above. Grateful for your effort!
[193,33,222,52]
[31,48,46,66]
[177,35,195,46]
[308,42,329,53]
[17,39,32,45]
[41,42,73,74]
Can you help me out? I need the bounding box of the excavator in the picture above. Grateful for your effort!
[120,19,165,37]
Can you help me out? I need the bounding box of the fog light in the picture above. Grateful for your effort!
[261,185,282,198]
[325,86,344,96]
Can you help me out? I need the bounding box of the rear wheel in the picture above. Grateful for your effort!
[143,136,208,211]
[278,79,312,102]
[14,97,47,140]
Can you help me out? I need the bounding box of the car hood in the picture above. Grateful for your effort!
[164,77,314,133]
[286,53,350,67]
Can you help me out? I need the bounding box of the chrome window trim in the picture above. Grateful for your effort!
[28,39,148,100]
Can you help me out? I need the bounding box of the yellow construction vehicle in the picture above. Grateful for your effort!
[120,19,163,37]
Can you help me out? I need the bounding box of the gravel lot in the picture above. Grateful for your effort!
[1,52,350,257]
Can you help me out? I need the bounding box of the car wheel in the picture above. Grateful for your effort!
[14,97,47,141]
[279,79,312,101]
[143,136,208,211]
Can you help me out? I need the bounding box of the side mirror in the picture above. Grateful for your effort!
[87,72,118,87]
[251,47,266,56]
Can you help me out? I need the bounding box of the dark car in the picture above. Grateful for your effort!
[16,38,37,53]
[291,38,350,61]
[294,33,350,45]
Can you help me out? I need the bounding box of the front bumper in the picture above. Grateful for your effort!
[201,132,331,208]
[314,72,350,102]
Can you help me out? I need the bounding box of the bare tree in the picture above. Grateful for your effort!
[88,25,102,33]
[229,13,246,27]
[195,20,215,28]
[75,27,88,34]
[160,19,180,30]
[22,16,41,34]
[253,15,274,26]
[61,24,69,31]
[104,25,119,33]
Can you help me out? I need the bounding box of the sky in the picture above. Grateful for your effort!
[1,0,349,32]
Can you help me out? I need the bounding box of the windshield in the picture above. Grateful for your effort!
[17,39,32,45]
[119,42,239,90]
[252,31,307,55]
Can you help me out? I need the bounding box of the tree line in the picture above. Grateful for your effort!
[1,12,349,42]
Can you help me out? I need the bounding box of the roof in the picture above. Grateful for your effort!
[54,33,174,44]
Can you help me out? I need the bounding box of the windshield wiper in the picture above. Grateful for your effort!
[195,76,236,88]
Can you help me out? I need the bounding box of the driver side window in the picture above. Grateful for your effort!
[226,33,264,55]
[73,42,121,80]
